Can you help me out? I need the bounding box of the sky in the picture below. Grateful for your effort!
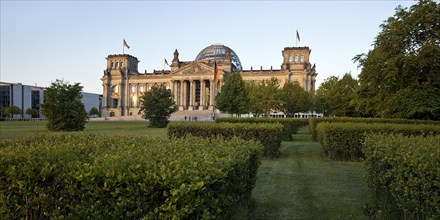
[1,0,418,94]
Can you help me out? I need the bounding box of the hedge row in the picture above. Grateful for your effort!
[216,117,309,141]
[363,134,440,219]
[316,122,440,160]
[168,122,283,158]
[0,133,262,219]
[310,117,440,139]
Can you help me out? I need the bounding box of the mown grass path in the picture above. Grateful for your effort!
[247,126,368,219]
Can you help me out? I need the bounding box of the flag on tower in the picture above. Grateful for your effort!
[123,39,130,49]
[164,58,169,66]
[296,30,300,42]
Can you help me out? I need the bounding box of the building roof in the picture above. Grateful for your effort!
[195,44,242,71]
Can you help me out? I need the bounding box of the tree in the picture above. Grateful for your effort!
[246,82,264,116]
[354,0,440,118]
[41,79,88,131]
[5,105,22,118]
[0,106,4,118]
[315,74,358,117]
[25,108,39,118]
[89,107,100,117]
[258,78,281,117]
[139,83,177,128]
[279,82,311,117]
[215,71,250,116]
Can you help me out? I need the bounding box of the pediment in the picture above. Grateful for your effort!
[173,61,214,76]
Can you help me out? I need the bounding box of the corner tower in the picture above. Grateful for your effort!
[101,54,139,117]
[281,47,317,93]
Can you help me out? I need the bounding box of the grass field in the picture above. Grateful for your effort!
[246,126,368,219]
[0,121,167,140]
[0,121,367,219]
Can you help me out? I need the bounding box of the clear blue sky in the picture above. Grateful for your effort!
[1,0,417,94]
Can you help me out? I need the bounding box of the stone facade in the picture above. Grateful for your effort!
[100,45,317,117]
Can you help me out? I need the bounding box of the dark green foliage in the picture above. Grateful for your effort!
[168,122,282,158]
[314,74,358,117]
[215,71,250,116]
[25,108,38,118]
[363,134,440,219]
[0,133,261,219]
[354,0,440,118]
[309,117,440,139]
[316,122,440,160]
[139,83,177,128]
[88,107,100,116]
[41,79,87,131]
[279,82,311,116]
[5,105,22,117]
[216,117,308,141]
[245,78,281,117]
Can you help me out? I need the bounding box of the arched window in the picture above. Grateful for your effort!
[294,55,299,62]
[288,55,293,62]
[111,62,114,68]
[300,55,304,62]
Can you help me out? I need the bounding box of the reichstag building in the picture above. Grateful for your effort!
[101,44,317,117]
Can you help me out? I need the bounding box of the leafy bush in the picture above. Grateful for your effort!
[216,117,308,141]
[168,122,282,158]
[41,79,88,131]
[363,134,440,219]
[310,117,440,139]
[0,133,262,219]
[316,122,440,160]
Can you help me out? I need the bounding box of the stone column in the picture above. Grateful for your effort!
[178,81,182,110]
[199,80,205,110]
[102,84,108,107]
[209,80,214,110]
[183,80,188,110]
[188,80,194,110]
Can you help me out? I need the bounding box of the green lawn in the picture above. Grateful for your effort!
[245,126,368,219]
[0,121,167,140]
[0,121,367,219]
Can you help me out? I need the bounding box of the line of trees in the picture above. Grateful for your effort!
[215,72,312,117]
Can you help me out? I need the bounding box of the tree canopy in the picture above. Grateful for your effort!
[354,0,440,119]
[41,79,88,131]
[215,71,250,116]
[279,82,311,117]
[25,108,39,118]
[139,83,177,128]
[5,105,22,118]
[315,74,358,117]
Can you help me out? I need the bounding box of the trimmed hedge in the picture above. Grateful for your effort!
[0,133,262,219]
[363,134,440,219]
[168,122,283,158]
[216,117,309,141]
[310,117,440,139]
[316,122,440,160]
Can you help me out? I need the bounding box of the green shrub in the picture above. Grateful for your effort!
[310,117,440,139]
[169,122,282,158]
[316,122,440,160]
[0,133,262,219]
[363,134,440,219]
[216,117,308,141]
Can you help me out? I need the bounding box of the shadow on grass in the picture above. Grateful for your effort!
[235,126,368,220]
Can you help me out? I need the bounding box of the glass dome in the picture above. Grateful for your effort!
[195,44,242,71]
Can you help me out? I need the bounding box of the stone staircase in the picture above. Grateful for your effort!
[170,110,218,122]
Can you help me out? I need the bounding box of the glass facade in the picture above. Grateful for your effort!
[0,85,11,108]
